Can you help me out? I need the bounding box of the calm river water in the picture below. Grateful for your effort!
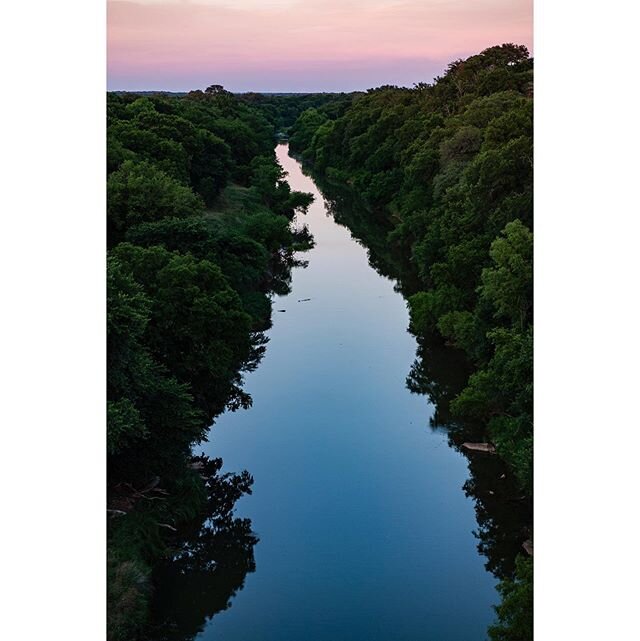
[196,144,497,640]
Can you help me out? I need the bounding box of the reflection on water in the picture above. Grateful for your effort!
[316,161,533,583]
[150,144,531,641]
[147,456,258,641]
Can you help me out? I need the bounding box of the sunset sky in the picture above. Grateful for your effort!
[108,0,532,92]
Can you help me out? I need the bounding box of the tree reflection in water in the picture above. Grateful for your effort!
[145,240,307,641]
[147,456,258,641]
[406,336,532,582]
[318,179,533,587]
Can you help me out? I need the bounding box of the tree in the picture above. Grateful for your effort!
[205,84,228,95]
[107,256,204,479]
[111,244,254,417]
[480,220,533,329]
[488,556,533,641]
[107,161,204,244]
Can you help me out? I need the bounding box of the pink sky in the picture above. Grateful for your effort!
[108,0,532,92]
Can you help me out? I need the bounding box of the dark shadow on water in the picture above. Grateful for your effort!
[311,165,533,586]
[144,199,309,640]
[146,457,258,641]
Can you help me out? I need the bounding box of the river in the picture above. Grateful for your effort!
[190,144,498,640]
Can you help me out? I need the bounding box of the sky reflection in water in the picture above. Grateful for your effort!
[196,145,497,641]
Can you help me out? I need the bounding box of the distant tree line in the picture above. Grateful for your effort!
[237,91,355,134]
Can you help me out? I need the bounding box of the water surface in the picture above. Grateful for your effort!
[198,144,497,640]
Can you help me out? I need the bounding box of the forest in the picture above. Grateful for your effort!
[107,42,532,641]
[288,43,533,641]
[107,86,313,641]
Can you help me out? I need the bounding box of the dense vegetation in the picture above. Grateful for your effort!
[107,86,313,641]
[237,92,354,135]
[289,44,533,641]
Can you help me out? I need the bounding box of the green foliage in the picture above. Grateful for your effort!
[489,417,534,492]
[239,92,354,134]
[112,243,253,416]
[107,161,204,244]
[107,398,146,457]
[249,154,314,217]
[436,310,480,356]
[408,287,466,335]
[125,215,272,305]
[108,89,274,191]
[480,220,533,329]
[489,556,533,641]
[288,108,330,158]
[107,256,204,480]
[107,553,150,641]
[451,327,532,488]
[439,125,483,165]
